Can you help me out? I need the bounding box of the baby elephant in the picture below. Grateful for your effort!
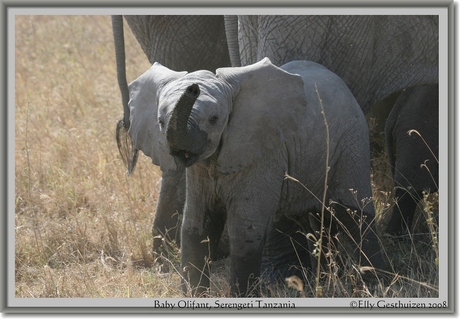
[384,84,439,236]
[128,58,384,297]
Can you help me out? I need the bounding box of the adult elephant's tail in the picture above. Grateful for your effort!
[112,15,138,174]
[224,15,241,67]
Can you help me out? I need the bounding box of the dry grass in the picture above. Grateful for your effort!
[14,15,439,299]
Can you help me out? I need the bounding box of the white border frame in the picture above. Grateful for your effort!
[2,1,454,314]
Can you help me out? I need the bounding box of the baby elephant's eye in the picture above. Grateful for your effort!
[208,115,219,125]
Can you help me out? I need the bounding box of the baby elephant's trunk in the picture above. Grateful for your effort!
[167,84,200,142]
[166,84,207,166]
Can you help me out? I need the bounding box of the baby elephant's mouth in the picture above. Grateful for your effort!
[168,129,209,168]
[171,149,200,167]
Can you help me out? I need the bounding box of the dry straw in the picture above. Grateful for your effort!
[15,16,439,298]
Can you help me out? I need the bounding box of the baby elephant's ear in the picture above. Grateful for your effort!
[128,63,187,175]
[215,58,307,174]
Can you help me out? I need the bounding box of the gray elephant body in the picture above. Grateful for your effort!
[130,58,384,296]
[233,15,438,114]
[114,15,437,285]
[125,15,230,71]
[384,84,439,236]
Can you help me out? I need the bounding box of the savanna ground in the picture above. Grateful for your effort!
[14,16,439,298]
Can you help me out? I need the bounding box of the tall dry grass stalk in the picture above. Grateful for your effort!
[14,15,439,298]
[315,82,329,297]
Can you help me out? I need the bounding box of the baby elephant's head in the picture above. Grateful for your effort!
[158,71,233,167]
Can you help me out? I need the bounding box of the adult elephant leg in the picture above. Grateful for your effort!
[385,188,419,236]
[152,170,186,269]
[384,84,439,237]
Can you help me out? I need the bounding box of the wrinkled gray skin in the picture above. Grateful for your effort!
[112,16,231,262]
[125,15,231,71]
[384,85,439,236]
[129,58,385,297]
[114,15,438,284]
[225,15,438,115]
[224,15,438,254]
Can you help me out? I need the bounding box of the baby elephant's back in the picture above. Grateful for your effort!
[280,60,367,143]
[281,61,362,120]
